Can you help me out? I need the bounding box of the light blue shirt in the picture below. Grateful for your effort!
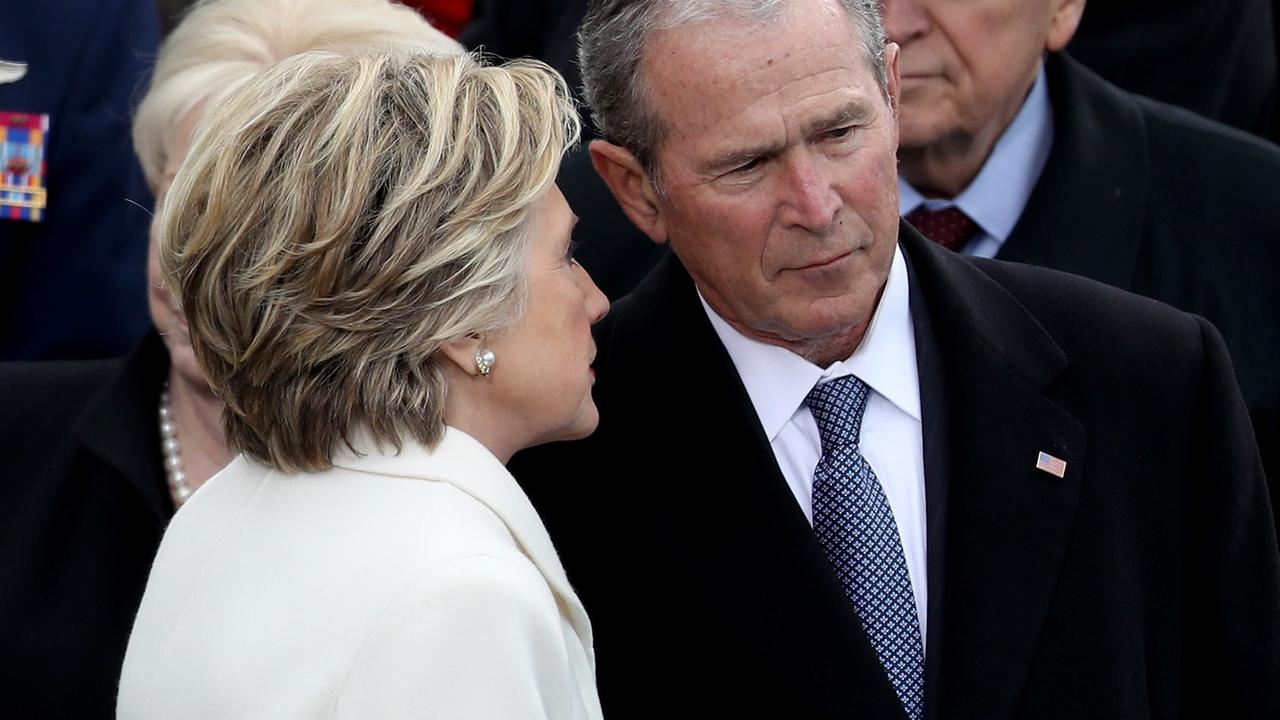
[899,64,1054,259]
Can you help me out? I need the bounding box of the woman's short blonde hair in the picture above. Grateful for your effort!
[157,50,580,472]
[133,0,461,192]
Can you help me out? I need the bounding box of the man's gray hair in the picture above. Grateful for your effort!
[579,0,889,177]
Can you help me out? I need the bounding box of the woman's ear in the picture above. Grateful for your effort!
[439,336,484,377]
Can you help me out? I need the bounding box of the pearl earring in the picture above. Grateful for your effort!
[474,348,496,377]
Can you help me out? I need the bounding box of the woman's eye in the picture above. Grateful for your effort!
[565,240,581,264]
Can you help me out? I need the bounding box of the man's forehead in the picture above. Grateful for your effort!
[644,19,873,116]
[645,34,879,145]
[693,95,878,174]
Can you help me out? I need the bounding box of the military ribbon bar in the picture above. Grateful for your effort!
[0,111,50,222]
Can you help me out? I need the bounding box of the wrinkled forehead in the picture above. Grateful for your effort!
[641,7,883,144]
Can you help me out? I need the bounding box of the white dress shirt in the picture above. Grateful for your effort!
[699,246,928,643]
[900,63,1054,259]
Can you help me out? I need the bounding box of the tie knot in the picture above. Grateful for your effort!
[905,205,979,251]
[805,375,871,451]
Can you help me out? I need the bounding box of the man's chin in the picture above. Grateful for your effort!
[742,310,870,357]
[896,112,958,153]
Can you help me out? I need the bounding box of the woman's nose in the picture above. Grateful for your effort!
[578,264,610,323]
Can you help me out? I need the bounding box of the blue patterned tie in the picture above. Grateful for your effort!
[806,375,924,720]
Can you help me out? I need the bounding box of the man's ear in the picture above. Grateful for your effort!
[439,336,484,378]
[589,139,669,244]
[1045,0,1086,52]
[885,41,902,117]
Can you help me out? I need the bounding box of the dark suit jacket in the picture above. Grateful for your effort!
[512,225,1280,719]
[558,145,669,301]
[0,332,174,718]
[1000,54,1280,530]
[1067,0,1276,141]
[0,0,158,360]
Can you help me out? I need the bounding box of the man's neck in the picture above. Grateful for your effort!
[701,291,884,369]
[898,135,996,199]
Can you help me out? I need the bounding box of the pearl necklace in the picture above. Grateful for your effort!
[158,381,194,507]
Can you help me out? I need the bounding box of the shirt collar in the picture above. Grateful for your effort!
[899,62,1053,245]
[699,244,921,442]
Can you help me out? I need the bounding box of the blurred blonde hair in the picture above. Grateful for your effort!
[133,0,461,192]
[157,50,580,472]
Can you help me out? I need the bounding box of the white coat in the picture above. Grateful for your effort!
[117,427,602,720]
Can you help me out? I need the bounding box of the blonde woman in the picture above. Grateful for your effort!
[0,1,456,716]
[117,49,607,719]
[134,0,462,507]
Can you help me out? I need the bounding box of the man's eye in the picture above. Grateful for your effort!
[827,125,855,140]
[733,157,763,174]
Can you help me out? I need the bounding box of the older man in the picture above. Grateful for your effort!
[513,1,1280,718]
[885,0,1280,519]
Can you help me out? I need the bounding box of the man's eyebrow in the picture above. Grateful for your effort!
[703,101,879,174]
[800,101,875,137]
[705,139,786,175]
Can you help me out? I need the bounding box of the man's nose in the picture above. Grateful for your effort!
[781,156,841,233]
[882,0,931,44]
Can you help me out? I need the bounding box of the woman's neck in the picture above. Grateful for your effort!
[165,367,234,493]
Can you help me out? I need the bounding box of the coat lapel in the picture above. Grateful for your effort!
[611,256,910,719]
[1000,53,1148,292]
[331,428,597,667]
[903,228,1085,719]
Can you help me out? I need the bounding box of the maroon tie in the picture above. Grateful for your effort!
[904,206,979,251]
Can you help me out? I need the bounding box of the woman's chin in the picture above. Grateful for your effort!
[525,409,600,451]
[166,345,212,395]
[557,407,601,444]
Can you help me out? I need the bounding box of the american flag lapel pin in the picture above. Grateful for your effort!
[1035,451,1067,478]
